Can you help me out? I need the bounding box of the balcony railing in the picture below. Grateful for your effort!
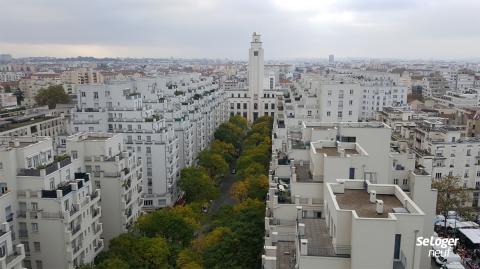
[91,190,99,200]
[71,224,81,235]
[69,204,80,216]
[92,208,100,218]
[94,241,103,252]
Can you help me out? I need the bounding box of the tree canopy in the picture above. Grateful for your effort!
[178,167,218,203]
[432,175,472,219]
[100,234,171,269]
[34,85,71,108]
[198,150,229,181]
[135,206,199,247]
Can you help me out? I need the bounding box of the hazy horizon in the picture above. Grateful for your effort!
[1,0,480,60]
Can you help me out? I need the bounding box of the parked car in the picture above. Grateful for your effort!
[435,252,461,266]
[442,262,465,269]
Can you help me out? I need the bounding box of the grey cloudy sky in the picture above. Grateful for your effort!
[0,0,479,59]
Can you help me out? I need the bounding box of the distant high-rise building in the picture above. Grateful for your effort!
[249,32,265,121]
[328,54,335,65]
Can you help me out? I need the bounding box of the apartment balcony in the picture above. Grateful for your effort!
[94,239,104,254]
[69,204,80,217]
[90,189,100,200]
[5,213,13,223]
[296,219,351,258]
[0,244,25,269]
[125,208,133,219]
[71,224,81,236]
[94,223,102,235]
[73,243,82,254]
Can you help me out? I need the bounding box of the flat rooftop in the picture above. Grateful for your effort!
[276,241,295,269]
[302,219,350,257]
[335,189,404,218]
[315,146,358,156]
[0,116,57,132]
[294,164,313,182]
[84,136,110,141]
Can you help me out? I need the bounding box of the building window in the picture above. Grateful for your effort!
[435,173,442,179]
[326,111,331,116]
[237,103,240,109]
[94,92,98,99]
[254,103,258,110]
[393,178,398,185]
[265,103,268,109]
[144,200,153,206]
[31,223,38,232]
[338,111,343,118]
[243,103,247,109]
[34,242,41,252]
[271,103,275,109]
[71,151,78,159]
[253,51,258,56]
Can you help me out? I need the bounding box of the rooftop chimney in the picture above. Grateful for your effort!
[300,239,308,255]
[376,199,384,214]
[370,190,377,203]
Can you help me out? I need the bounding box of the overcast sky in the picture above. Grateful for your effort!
[0,0,479,60]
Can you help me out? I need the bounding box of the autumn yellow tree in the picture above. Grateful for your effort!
[231,181,249,202]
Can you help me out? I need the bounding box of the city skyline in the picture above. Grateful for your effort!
[1,0,480,60]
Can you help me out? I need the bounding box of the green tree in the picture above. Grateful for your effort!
[96,258,129,269]
[198,150,228,181]
[238,162,265,178]
[179,167,219,203]
[135,208,197,247]
[214,122,244,149]
[228,115,248,130]
[244,175,269,200]
[210,199,265,268]
[34,85,71,108]
[432,175,473,229]
[210,140,236,163]
[107,234,170,269]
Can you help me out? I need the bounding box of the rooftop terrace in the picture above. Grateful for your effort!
[301,219,350,257]
[315,146,358,156]
[335,189,404,218]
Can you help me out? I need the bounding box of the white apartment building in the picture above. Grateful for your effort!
[330,69,408,120]
[294,75,361,122]
[0,72,25,83]
[66,133,143,248]
[0,136,102,269]
[407,120,480,207]
[263,99,437,268]
[72,74,228,208]
[225,33,280,121]
[0,93,17,109]
[433,90,480,108]
[0,187,26,269]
